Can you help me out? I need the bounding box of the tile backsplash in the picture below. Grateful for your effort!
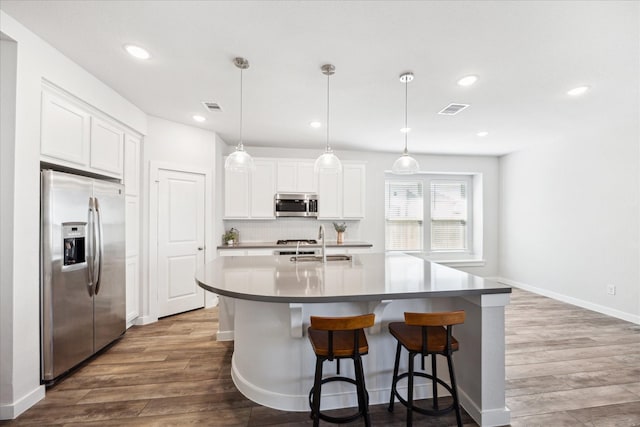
[222,219,361,244]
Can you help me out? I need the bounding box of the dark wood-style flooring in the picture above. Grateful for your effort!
[2,288,640,426]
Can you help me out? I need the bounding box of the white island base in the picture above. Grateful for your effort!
[228,294,511,427]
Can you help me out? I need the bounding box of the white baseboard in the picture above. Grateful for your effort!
[133,315,158,326]
[0,385,45,420]
[216,329,234,341]
[497,277,640,325]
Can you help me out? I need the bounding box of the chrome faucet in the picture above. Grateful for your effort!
[318,224,326,263]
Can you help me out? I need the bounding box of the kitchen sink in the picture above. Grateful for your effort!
[289,254,352,262]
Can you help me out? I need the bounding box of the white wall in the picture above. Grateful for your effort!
[224,146,500,277]
[0,34,18,415]
[139,116,218,323]
[0,11,147,419]
[499,122,640,323]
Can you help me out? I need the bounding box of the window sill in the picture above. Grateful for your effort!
[402,252,486,268]
[434,259,486,268]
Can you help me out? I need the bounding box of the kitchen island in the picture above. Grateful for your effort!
[196,252,511,426]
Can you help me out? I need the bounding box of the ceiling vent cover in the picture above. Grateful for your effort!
[438,103,470,115]
[202,101,222,112]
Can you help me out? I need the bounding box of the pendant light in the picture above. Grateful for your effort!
[391,72,420,174]
[225,57,255,172]
[314,64,342,174]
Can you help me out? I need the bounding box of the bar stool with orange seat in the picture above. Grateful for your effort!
[388,310,466,427]
[307,313,375,427]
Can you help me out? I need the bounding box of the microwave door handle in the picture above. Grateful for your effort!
[93,197,104,295]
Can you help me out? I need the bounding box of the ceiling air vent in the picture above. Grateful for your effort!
[438,103,470,115]
[202,101,222,112]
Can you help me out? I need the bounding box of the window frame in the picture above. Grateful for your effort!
[385,173,474,257]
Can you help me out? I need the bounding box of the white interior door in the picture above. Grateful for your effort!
[157,169,206,317]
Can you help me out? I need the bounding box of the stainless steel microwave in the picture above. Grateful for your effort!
[274,193,318,218]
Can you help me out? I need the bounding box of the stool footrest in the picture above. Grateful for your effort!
[309,376,370,424]
[389,371,457,416]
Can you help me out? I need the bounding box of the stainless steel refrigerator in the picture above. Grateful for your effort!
[41,169,125,383]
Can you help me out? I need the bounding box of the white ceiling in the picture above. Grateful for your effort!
[1,1,637,156]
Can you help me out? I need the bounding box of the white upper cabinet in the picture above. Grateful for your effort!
[317,162,366,220]
[41,89,91,167]
[317,171,342,219]
[224,167,250,218]
[224,157,364,220]
[123,135,141,196]
[250,160,276,218]
[40,86,125,179]
[90,117,124,176]
[224,158,276,219]
[342,163,366,218]
[276,160,316,193]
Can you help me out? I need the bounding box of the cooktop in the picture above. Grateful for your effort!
[276,239,318,245]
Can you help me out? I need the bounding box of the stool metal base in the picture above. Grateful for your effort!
[309,357,371,426]
[308,376,370,424]
[389,371,456,416]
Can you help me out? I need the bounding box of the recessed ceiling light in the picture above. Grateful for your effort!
[400,127,411,133]
[192,115,206,122]
[567,86,590,96]
[124,44,151,60]
[309,121,321,128]
[476,131,489,137]
[457,75,478,87]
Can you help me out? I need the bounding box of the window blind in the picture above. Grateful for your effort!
[430,181,467,250]
[385,181,423,250]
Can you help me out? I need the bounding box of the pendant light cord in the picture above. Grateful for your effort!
[404,77,408,154]
[238,67,244,150]
[326,71,330,151]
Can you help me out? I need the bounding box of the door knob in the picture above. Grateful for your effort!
[197,246,205,251]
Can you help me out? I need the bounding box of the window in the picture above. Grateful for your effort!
[385,181,423,251]
[431,181,468,251]
[385,174,472,254]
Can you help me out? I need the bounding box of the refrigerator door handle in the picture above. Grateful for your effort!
[94,197,104,295]
[87,197,95,296]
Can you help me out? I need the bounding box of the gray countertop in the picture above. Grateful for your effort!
[216,241,373,250]
[196,252,511,303]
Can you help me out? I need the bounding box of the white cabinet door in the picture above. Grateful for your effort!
[342,164,365,218]
[251,160,276,218]
[276,161,297,192]
[276,160,317,193]
[90,117,124,177]
[125,255,139,326]
[124,135,141,196]
[41,90,90,167]
[317,172,341,219]
[224,167,250,218]
[297,161,317,192]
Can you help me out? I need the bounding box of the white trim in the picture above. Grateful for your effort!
[497,277,640,325]
[0,385,45,420]
[216,330,235,341]
[148,161,212,321]
[458,387,511,427]
[435,259,486,268]
[133,315,157,326]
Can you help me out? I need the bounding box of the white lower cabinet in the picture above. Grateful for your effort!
[218,249,275,257]
[126,255,139,326]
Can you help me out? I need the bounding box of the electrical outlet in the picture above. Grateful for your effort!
[606,284,616,295]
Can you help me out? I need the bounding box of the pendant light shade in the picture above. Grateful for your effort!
[391,72,420,175]
[314,64,342,174]
[225,57,255,173]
